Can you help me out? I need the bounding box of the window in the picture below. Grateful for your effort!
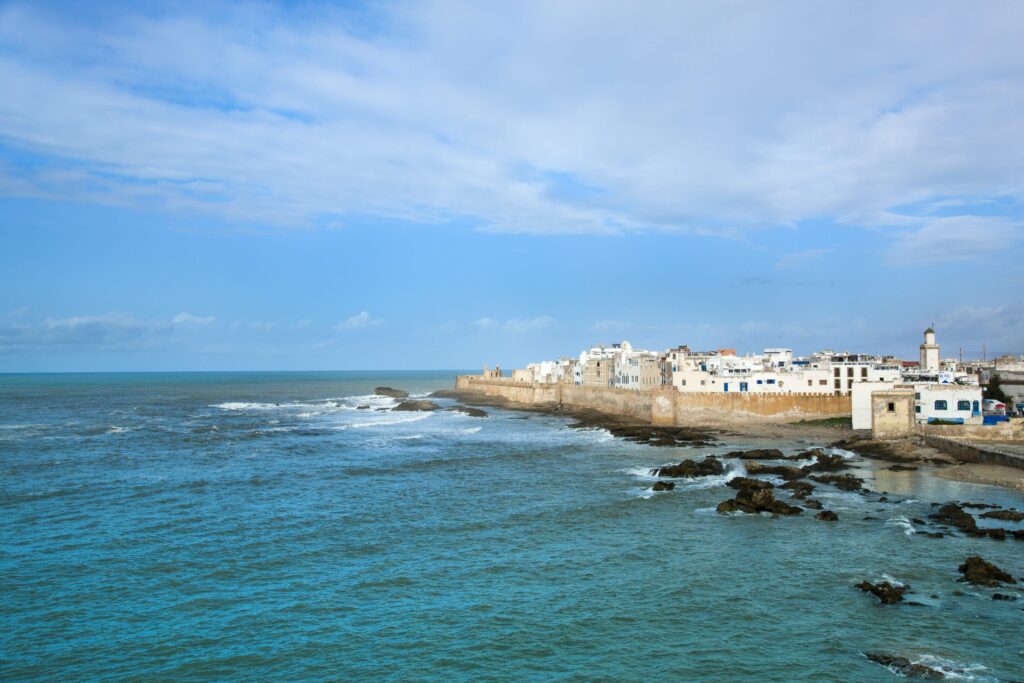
[756,379,763,384]
[957,400,970,411]
[820,380,827,385]
[973,400,980,413]
[915,406,921,413]
[834,368,840,377]
[934,400,948,410]
[847,368,854,377]
[807,380,812,386]
[861,368,868,377]
[740,382,748,392]
[766,379,776,384]
[915,392,920,399]
[887,402,895,412]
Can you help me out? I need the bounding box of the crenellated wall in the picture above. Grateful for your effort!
[454,376,851,425]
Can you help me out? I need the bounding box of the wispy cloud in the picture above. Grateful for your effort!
[885,216,1022,264]
[172,312,215,324]
[0,3,1021,237]
[0,313,169,350]
[475,316,554,334]
[334,311,383,330]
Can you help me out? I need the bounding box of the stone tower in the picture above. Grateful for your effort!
[919,327,940,372]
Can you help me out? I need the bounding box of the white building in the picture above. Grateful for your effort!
[852,381,983,429]
[919,327,940,372]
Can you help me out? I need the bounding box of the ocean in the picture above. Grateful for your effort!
[1,371,1022,681]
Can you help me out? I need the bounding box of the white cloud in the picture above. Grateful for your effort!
[0,2,1021,239]
[0,313,169,350]
[475,316,554,334]
[774,248,834,270]
[172,312,215,324]
[886,216,1022,264]
[334,311,383,330]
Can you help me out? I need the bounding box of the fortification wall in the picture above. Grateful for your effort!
[918,420,1024,442]
[454,376,851,425]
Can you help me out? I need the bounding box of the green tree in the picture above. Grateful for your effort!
[986,373,1011,404]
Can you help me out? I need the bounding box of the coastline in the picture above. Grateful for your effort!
[437,386,1024,492]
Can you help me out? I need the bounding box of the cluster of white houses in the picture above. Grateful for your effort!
[494,328,1022,429]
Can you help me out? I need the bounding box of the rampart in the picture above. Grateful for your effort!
[453,376,851,426]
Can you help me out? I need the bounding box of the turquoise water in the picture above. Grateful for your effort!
[1,371,1022,681]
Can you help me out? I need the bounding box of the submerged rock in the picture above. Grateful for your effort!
[856,580,909,604]
[887,464,918,471]
[992,593,1018,601]
[816,510,838,522]
[393,400,441,412]
[652,456,725,478]
[652,481,675,492]
[981,509,1024,522]
[374,387,409,398]
[958,556,1016,587]
[864,653,945,679]
[803,498,823,510]
[356,405,371,410]
[447,405,488,418]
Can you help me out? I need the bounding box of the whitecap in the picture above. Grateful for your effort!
[913,654,993,681]
[885,515,916,536]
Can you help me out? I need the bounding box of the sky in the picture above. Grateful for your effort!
[1,0,1022,371]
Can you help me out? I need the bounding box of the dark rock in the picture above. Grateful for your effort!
[781,480,815,495]
[921,532,945,538]
[864,653,945,679]
[810,473,865,492]
[652,481,675,492]
[816,510,838,522]
[930,503,977,533]
[803,498,823,510]
[981,509,1024,522]
[447,405,488,418]
[985,528,1006,541]
[958,556,1016,587]
[653,456,725,478]
[911,518,926,525]
[723,448,785,460]
[960,502,1000,509]
[887,464,918,471]
[374,387,409,398]
[393,399,441,412]
[863,516,879,521]
[744,461,805,480]
[992,593,1017,601]
[952,590,964,596]
[878,496,889,502]
[789,449,822,460]
[716,477,801,515]
[1014,530,1024,541]
[801,453,850,473]
[855,581,909,604]
[356,405,371,410]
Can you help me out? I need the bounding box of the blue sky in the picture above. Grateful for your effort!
[1,1,1022,371]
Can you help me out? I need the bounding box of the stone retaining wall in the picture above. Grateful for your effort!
[454,376,851,426]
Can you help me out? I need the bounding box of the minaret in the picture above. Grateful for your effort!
[919,326,940,372]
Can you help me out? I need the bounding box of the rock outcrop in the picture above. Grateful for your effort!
[802,498,823,510]
[856,581,909,604]
[864,653,945,679]
[652,481,675,492]
[816,510,838,522]
[743,461,805,480]
[930,503,977,533]
[981,509,1024,522]
[723,448,785,460]
[375,387,409,398]
[958,556,1016,587]
[393,400,441,412]
[447,405,488,418]
[716,477,802,515]
[800,453,850,473]
[652,456,725,478]
[809,473,865,492]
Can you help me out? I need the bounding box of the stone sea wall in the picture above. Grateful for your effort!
[454,376,851,425]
